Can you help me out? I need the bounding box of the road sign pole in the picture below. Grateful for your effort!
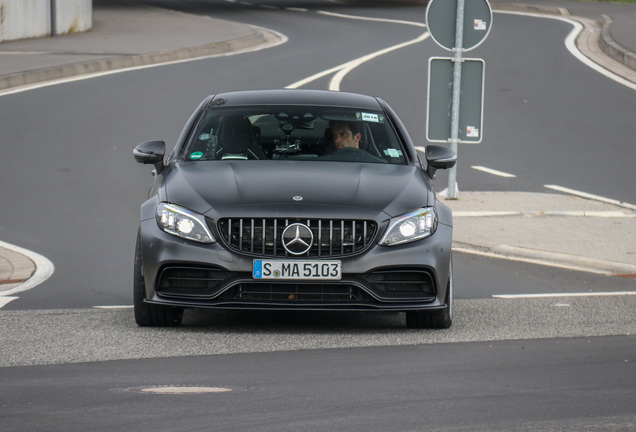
[447,0,465,200]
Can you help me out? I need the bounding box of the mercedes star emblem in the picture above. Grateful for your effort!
[281,223,314,255]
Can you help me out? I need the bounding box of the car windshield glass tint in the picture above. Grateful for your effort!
[184,106,407,164]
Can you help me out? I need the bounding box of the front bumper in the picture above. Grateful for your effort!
[139,219,452,312]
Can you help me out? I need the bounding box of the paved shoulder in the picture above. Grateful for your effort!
[446,191,636,277]
[0,1,284,92]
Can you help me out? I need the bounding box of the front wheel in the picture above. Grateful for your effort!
[133,232,183,327]
[406,262,453,329]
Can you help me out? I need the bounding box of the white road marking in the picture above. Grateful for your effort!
[545,185,636,211]
[93,305,134,309]
[453,210,635,218]
[287,12,428,90]
[0,240,55,299]
[0,296,19,308]
[471,165,516,178]
[495,11,636,92]
[316,11,427,28]
[494,292,636,299]
[329,33,429,91]
[0,26,288,97]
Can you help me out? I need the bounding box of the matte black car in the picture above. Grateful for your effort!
[133,89,456,328]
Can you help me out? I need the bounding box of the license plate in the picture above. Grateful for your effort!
[253,260,341,280]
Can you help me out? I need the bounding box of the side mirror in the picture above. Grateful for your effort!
[133,140,165,172]
[425,145,457,177]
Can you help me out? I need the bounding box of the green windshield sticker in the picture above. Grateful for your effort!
[384,149,402,157]
[190,151,204,160]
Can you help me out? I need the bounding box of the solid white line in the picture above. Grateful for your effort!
[0,296,19,307]
[286,12,428,90]
[316,11,427,28]
[0,26,288,98]
[494,291,636,299]
[0,240,55,297]
[495,10,636,92]
[453,210,634,218]
[329,32,429,91]
[545,185,636,211]
[471,165,516,178]
[93,305,134,309]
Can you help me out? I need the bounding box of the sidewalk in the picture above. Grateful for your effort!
[0,0,282,92]
[1,0,636,292]
[445,192,636,277]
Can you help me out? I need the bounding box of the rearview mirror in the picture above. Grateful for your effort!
[425,145,457,177]
[133,140,165,172]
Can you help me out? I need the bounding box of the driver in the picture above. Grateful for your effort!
[331,121,362,150]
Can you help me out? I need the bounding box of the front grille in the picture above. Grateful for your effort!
[218,218,377,257]
[366,270,435,297]
[219,282,372,302]
[156,266,230,297]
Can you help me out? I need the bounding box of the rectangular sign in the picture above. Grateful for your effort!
[426,57,485,144]
[253,260,342,280]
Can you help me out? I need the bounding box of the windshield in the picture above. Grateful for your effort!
[183,105,407,164]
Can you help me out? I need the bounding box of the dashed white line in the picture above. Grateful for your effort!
[471,165,516,178]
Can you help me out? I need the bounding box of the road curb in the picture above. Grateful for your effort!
[491,3,636,77]
[599,14,636,72]
[454,242,636,278]
[0,28,282,92]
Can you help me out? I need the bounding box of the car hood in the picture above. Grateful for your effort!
[163,161,432,218]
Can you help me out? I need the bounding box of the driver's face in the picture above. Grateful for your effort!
[332,124,361,150]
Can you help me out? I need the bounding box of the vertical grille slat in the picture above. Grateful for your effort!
[261,219,266,255]
[218,218,376,258]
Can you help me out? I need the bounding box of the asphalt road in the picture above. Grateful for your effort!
[0,0,634,309]
[2,336,635,432]
[1,2,635,430]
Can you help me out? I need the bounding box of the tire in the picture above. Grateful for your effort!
[406,260,453,329]
[134,232,183,327]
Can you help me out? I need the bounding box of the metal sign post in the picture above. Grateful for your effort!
[447,0,466,199]
[426,0,492,199]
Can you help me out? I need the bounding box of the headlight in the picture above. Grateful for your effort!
[379,208,437,246]
[156,203,215,244]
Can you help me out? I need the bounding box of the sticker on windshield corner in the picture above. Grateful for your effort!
[190,151,204,160]
[384,149,402,157]
[361,112,380,123]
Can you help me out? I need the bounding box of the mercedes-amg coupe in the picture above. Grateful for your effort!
[133,89,456,328]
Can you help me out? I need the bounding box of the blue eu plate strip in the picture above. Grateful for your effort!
[253,260,262,278]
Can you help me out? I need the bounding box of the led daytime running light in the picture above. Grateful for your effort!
[379,208,437,246]
[156,203,215,244]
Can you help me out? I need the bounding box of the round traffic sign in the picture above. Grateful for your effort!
[426,0,492,52]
